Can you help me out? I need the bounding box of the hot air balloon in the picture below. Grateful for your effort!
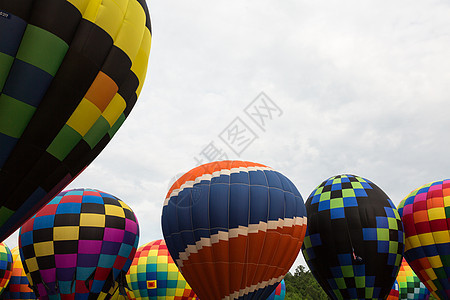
[396,258,431,300]
[126,239,197,300]
[110,283,133,300]
[266,279,285,300]
[109,279,137,300]
[301,174,405,299]
[110,291,128,300]
[387,280,399,300]
[0,243,12,295]
[398,179,450,300]
[0,0,151,242]
[0,246,34,300]
[18,188,139,299]
[162,160,307,300]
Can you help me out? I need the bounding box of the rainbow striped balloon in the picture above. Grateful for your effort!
[398,179,450,299]
[162,160,307,300]
[0,243,12,295]
[0,246,34,300]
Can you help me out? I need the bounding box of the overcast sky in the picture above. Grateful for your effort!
[5,0,450,273]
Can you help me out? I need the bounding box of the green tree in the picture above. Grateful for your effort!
[284,265,328,300]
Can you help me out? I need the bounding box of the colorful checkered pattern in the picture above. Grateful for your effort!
[362,205,404,268]
[309,175,374,219]
[0,242,12,295]
[396,258,430,299]
[0,0,151,243]
[302,174,405,300]
[386,280,399,300]
[0,246,35,299]
[18,188,139,300]
[127,240,197,300]
[266,279,285,300]
[398,179,450,300]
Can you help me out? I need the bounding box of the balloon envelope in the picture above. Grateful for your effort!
[18,188,139,299]
[302,174,405,299]
[162,160,307,300]
[398,179,450,300]
[110,283,133,300]
[266,279,285,300]
[396,258,430,300]
[126,239,197,300]
[0,0,151,242]
[386,280,399,300]
[0,242,12,295]
[0,246,34,300]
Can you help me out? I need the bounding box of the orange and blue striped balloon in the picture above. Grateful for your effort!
[162,161,307,300]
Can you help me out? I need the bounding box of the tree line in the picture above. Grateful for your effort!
[284,265,328,300]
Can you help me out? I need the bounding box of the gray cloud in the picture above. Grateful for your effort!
[5,0,450,275]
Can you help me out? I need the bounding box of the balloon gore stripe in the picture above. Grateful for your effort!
[162,160,307,300]
[0,0,151,242]
[18,188,139,300]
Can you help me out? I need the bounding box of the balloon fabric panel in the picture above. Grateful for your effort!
[162,160,307,300]
[18,188,139,300]
[0,0,151,241]
[266,279,285,300]
[126,240,197,300]
[0,246,35,300]
[110,281,132,300]
[0,243,12,294]
[398,179,450,300]
[386,280,399,300]
[396,258,430,300]
[302,175,405,300]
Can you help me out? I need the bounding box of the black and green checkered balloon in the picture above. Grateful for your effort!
[302,175,405,299]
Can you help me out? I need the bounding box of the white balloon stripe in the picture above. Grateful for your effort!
[164,166,273,206]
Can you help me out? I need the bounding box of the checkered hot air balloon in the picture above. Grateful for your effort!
[0,0,151,242]
[0,246,34,300]
[0,243,13,296]
[302,174,405,299]
[110,283,133,300]
[162,160,308,300]
[398,179,450,300]
[108,279,138,300]
[266,279,285,300]
[395,258,431,300]
[126,239,197,300]
[18,188,139,300]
